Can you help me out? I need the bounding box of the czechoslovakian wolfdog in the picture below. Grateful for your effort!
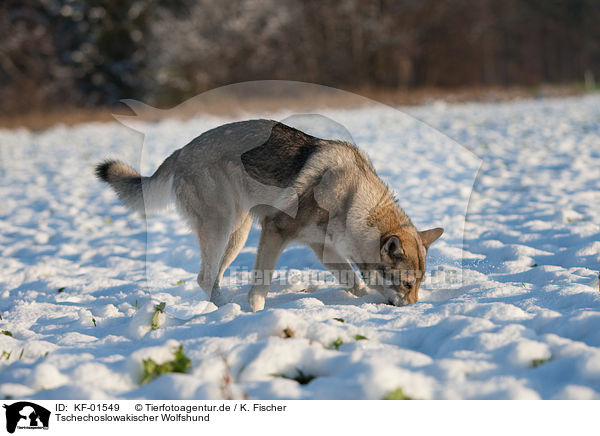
[96,119,443,311]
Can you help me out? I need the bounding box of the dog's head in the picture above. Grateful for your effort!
[367,227,443,306]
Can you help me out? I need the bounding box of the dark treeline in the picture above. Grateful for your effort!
[1,0,599,113]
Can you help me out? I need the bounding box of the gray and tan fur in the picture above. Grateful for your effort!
[96,119,443,311]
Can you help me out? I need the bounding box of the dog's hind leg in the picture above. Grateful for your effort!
[196,219,232,305]
[216,214,253,284]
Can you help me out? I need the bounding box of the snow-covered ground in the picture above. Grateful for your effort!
[0,94,599,400]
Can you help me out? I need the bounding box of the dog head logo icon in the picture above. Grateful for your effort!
[3,402,50,433]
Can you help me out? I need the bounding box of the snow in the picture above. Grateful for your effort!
[1,93,599,400]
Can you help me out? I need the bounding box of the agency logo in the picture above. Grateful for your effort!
[2,402,50,434]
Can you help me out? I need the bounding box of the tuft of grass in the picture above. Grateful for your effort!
[530,264,538,268]
[354,334,368,341]
[1,331,13,337]
[530,357,550,368]
[272,368,316,385]
[283,327,295,338]
[296,289,307,293]
[104,217,112,224]
[598,272,600,293]
[18,348,24,360]
[92,317,97,327]
[57,287,65,293]
[140,345,191,385]
[175,280,185,286]
[333,318,345,323]
[1,351,11,360]
[328,337,344,350]
[151,302,166,330]
[383,388,414,400]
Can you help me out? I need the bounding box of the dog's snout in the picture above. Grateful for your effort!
[387,291,418,307]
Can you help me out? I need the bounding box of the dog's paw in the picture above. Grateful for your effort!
[209,287,229,307]
[348,285,368,297]
[248,289,266,312]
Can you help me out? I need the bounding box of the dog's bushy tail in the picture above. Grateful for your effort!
[95,150,179,214]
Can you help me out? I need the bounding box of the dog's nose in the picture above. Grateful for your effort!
[387,297,407,306]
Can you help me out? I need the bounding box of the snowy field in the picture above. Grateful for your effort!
[0,93,599,400]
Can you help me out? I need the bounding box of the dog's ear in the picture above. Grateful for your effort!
[381,235,403,259]
[419,228,444,250]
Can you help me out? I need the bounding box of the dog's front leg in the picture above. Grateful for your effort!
[310,244,368,297]
[248,223,287,312]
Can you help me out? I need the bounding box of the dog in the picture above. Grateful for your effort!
[96,119,443,311]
